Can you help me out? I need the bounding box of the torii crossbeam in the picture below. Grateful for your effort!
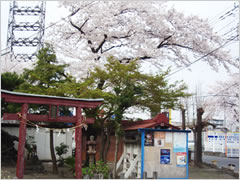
[1,89,103,179]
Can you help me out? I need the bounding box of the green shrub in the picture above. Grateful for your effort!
[65,157,109,178]
[64,156,75,176]
[82,161,109,178]
[55,142,69,166]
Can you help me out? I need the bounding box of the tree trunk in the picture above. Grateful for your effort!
[99,127,106,161]
[181,108,186,130]
[50,129,58,173]
[194,108,204,167]
[113,135,119,178]
[104,133,111,163]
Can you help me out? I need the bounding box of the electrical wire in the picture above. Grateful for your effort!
[209,3,239,26]
[190,83,239,99]
[208,3,234,24]
[166,35,239,78]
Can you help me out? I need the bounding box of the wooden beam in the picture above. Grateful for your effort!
[2,91,102,108]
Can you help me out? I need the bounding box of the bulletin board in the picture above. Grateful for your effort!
[139,129,191,179]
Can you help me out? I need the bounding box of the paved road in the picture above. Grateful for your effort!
[202,155,239,172]
[191,153,239,172]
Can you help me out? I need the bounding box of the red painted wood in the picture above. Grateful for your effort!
[3,113,95,124]
[16,103,28,179]
[75,107,82,179]
[1,90,103,179]
[2,113,20,120]
[2,92,102,108]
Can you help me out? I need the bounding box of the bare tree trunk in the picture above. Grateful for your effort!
[181,108,186,130]
[113,135,119,179]
[50,130,58,173]
[194,108,204,167]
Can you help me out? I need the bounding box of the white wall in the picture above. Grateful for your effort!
[2,126,73,160]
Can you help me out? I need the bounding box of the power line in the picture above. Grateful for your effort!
[166,35,239,77]
[190,83,239,99]
[208,4,234,24]
[222,26,239,37]
[209,3,239,26]
[215,18,238,36]
[212,83,239,97]
[192,94,238,98]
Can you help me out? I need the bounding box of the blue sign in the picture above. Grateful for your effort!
[160,149,170,164]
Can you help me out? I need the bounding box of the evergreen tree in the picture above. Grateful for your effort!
[17,43,74,173]
[1,72,25,91]
[75,56,189,177]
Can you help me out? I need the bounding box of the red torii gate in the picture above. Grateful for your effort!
[1,90,103,179]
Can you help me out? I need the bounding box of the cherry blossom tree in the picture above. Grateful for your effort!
[46,1,237,78]
[207,73,239,130]
[183,87,217,167]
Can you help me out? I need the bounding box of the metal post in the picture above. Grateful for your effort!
[16,103,28,178]
[140,131,145,179]
[186,132,189,179]
[75,107,82,179]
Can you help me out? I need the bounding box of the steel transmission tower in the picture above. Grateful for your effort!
[7,1,46,61]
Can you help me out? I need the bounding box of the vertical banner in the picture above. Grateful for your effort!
[169,108,172,124]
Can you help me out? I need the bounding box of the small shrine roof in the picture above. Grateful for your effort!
[122,113,180,131]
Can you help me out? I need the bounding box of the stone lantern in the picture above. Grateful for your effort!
[87,135,96,165]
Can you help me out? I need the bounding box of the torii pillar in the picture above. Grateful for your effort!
[1,89,103,179]
[75,107,83,179]
[16,103,28,179]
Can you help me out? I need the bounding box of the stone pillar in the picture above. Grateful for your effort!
[87,135,96,165]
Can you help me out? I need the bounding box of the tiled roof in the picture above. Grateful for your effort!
[122,113,180,131]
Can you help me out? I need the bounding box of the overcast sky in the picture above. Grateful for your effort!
[1,1,239,121]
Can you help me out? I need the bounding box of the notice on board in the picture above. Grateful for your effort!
[160,149,170,164]
[176,152,187,166]
[173,133,187,152]
[145,132,154,146]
